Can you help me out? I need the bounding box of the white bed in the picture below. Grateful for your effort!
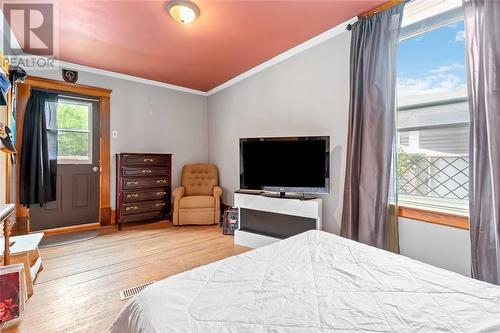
[109,230,500,332]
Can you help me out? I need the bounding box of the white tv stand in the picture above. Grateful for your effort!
[234,192,322,248]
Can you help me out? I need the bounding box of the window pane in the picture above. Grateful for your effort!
[397,21,466,104]
[57,102,90,131]
[58,131,90,160]
[396,19,469,214]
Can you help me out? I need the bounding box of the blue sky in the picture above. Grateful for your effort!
[397,20,467,99]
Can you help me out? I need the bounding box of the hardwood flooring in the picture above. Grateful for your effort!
[3,221,249,333]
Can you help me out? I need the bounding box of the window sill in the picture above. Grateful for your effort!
[398,204,469,230]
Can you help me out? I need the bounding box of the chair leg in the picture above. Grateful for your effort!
[11,253,34,297]
[29,248,44,272]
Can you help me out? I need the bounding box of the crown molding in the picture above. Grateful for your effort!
[57,60,208,96]
[205,17,356,96]
[2,7,354,97]
[60,15,354,97]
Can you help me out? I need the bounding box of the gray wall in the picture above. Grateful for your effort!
[399,217,471,276]
[28,69,208,208]
[206,31,471,276]
[25,30,471,276]
[208,32,351,234]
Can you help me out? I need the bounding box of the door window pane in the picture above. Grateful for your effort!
[58,131,90,159]
[57,103,89,130]
[56,99,92,164]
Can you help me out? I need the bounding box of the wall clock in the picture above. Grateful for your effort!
[62,69,78,83]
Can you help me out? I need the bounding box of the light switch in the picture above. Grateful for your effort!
[112,130,118,138]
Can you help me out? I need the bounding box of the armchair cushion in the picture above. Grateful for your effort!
[181,164,218,196]
[179,196,214,209]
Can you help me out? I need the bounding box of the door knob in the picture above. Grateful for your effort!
[92,166,99,173]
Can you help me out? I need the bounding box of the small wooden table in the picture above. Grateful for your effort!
[1,204,44,297]
[1,233,44,296]
[1,203,15,266]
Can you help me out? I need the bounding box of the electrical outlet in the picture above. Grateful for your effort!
[112,130,118,138]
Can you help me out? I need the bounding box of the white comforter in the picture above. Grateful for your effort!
[109,230,500,332]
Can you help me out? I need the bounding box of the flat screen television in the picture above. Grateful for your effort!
[239,136,330,194]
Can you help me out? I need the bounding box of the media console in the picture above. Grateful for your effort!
[234,192,322,248]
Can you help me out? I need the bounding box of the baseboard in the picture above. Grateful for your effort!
[37,222,101,236]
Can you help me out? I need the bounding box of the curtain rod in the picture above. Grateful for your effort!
[31,87,99,102]
[346,0,412,31]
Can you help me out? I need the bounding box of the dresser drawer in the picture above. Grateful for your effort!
[123,189,169,203]
[122,154,171,166]
[122,200,167,215]
[121,211,164,223]
[122,167,169,177]
[123,177,169,189]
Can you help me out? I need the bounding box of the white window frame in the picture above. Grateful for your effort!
[396,2,469,216]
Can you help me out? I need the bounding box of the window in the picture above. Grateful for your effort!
[57,98,92,164]
[396,7,468,216]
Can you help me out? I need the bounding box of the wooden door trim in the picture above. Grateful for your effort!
[1,54,11,204]
[25,76,111,97]
[14,76,112,228]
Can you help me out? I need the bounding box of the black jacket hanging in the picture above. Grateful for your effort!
[20,89,58,207]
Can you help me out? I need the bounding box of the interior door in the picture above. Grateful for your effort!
[30,95,100,230]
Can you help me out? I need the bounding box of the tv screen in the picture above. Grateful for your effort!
[240,136,329,193]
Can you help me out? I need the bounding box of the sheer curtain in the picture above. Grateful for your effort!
[463,0,500,284]
[341,3,404,252]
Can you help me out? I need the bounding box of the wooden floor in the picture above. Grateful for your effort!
[4,221,249,333]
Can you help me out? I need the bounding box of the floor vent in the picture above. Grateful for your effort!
[119,281,155,300]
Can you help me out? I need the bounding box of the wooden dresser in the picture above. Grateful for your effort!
[115,153,172,229]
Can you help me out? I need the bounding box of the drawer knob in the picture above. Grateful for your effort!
[143,158,154,162]
[127,193,139,198]
[142,169,152,173]
[155,203,166,207]
[156,179,167,184]
[156,191,166,196]
[127,181,139,186]
[126,206,139,211]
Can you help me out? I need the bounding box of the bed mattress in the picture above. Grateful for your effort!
[109,230,500,332]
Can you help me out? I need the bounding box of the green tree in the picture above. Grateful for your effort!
[57,103,90,158]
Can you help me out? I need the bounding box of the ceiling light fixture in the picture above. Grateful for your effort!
[167,0,200,24]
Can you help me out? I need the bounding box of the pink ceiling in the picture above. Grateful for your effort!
[12,0,388,92]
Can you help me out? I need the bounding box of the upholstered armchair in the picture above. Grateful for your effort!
[172,163,222,225]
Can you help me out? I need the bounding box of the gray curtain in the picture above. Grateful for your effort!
[341,3,404,251]
[463,0,500,285]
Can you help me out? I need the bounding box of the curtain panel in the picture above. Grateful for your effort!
[20,89,59,207]
[463,0,500,285]
[341,3,404,252]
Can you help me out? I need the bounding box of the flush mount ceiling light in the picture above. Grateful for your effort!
[167,0,200,24]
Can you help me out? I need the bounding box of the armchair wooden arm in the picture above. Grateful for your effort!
[172,187,185,225]
[213,186,223,223]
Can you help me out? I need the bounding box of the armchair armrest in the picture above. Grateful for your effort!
[172,187,185,226]
[172,186,185,199]
[213,186,223,223]
[213,186,222,198]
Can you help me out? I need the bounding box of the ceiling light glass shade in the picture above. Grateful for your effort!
[167,0,200,24]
